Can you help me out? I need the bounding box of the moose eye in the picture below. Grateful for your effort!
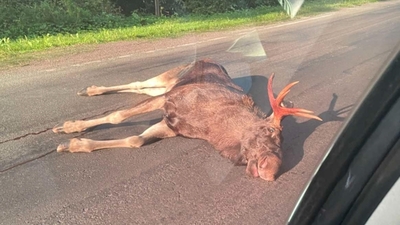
[268,127,275,133]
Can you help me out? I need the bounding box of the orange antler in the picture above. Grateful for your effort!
[268,73,322,127]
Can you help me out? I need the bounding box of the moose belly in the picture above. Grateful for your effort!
[163,84,259,152]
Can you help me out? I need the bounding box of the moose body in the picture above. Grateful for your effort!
[54,59,321,181]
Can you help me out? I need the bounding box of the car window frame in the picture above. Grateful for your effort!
[287,43,400,225]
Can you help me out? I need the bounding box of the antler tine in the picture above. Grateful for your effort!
[267,73,322,127]
[275,81,299,104]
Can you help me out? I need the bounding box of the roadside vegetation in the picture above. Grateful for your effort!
[0,0,378,67]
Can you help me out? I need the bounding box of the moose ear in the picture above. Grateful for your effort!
[246,159,259,178]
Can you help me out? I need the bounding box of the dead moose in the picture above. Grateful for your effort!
[53,59,321,181]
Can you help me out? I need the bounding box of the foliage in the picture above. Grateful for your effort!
[137,0,279,15]
[0,0,378,51]
[0,0,144,39]
[0,0,282,40]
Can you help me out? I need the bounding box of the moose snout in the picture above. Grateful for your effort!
[258,169,277,181]
[257,152,282,181]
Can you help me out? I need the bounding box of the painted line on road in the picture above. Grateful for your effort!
[72,60,102,67]
[258,13,334,31]
[117,54,134,59]
[235,13,334,36]
[144,37,228,54]
[138,14,333,55]
[43,13,333,72]
[141,14,334,54]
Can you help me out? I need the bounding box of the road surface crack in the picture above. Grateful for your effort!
[0,105,128,173]
[1,150,55,173]
[0,105,127,145]
[0,128,53,145]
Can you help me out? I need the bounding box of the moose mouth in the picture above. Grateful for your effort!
[259,173,276,181]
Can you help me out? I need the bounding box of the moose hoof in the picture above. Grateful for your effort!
[56,139,93,153]
[77,86,101,96]
[52,121,86,134]
[52,124,65,134]
[57,142,70,152]
[77,87,89,96]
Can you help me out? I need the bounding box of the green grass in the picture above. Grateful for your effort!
[0,0,378,68]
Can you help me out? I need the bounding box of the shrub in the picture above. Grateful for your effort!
[137,0,279,15]
[0,0,141,39]
[0,0,280,40]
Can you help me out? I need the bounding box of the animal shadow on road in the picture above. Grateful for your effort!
[236,76,352,176]
[279,93,353,176]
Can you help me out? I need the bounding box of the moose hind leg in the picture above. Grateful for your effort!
[57,119,176,152]
[77,64,189,96]
[53,95,165,134]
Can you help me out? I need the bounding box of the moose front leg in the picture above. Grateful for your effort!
[77,85,168,97]
[57,119,176,152]
[77,64,188,96]
[53,95,165,134]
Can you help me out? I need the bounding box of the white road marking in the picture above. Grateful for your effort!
[43,13,336,72]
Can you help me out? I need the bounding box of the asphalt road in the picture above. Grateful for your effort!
[1,1,400,224]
